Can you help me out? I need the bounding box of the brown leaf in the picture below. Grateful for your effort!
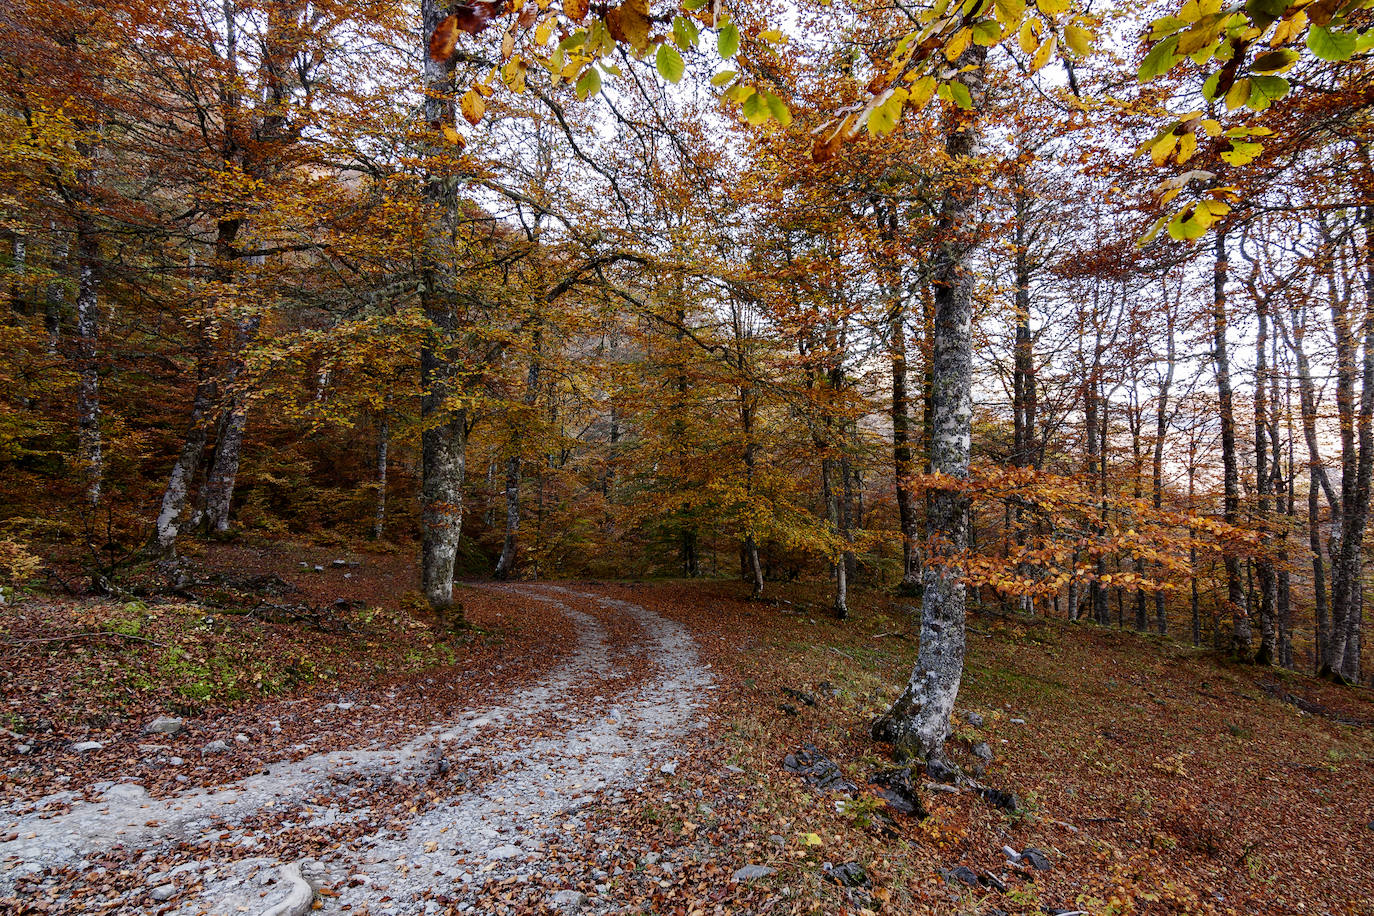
[428,1,507,61]
[563,0,588,18]
[605,0,650,51]
[428,14,460,61]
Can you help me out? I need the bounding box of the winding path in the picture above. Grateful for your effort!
[0,584,715,914]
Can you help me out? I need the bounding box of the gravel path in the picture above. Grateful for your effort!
[0,584,715,914]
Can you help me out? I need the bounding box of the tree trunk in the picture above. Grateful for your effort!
[74,217,102,507]
[373,411,389,540]
[201,314,260,534]
[883,205,921,593]
[1211,229,1251,658]
[1253,295,1277,664]
[44,230,68,354]
[418,0,466,624]
[1152,305,1176,635]
[149,333,215,556]
[874,52,985,761]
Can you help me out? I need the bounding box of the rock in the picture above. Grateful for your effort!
[780,703,799,716]
[782,687,816,706]
[925,757,960,784]
[488,845,523,860]
[101,783,147,803]
[299,562,310,569]
[548,890,587,911]
[69,741,104,753]
[981,871,1007,892]
[312,565,324,573]
[201,739,230,756]
[782,744,857,794]
[332,559,348,568]
[642,852,660,865]
[660,761,677,775]
[168,756,184,766]
[145,716,186,736]
[978,786,1021,813]
[1018,847,1052,871]
[150,884,176,902]
[825,861,869,888]
[1010,717,1026,725]
[15,744,31,755]
[868,768,928,819]
[768,834,785,847]
[234,733,250,744]
[733,865,775,882]
[818,681,840,698]
[966,712,985,727]
[971,742,994,762]
[944,866,981,887]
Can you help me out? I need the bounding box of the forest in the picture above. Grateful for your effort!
[1,0,1373,913]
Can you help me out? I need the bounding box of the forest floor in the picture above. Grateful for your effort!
[1,546,1373,916]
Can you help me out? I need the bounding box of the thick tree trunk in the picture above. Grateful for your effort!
[149,336,215,556]
[201,315,260,534]
[1212,230,1251,658]
[418,0,466,624]
[874,54,984,760]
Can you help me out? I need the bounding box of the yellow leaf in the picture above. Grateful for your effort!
[945,27,973,61]
[1064,22,1092,56]
[1018,20,1039,54]
[1177,130,1197,163]
[802,832,823,846]
[1030,31,1056,72]
[460,88,486,125]
[1224,77,1251,110]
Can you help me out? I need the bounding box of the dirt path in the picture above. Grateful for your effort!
[0,584,716,914]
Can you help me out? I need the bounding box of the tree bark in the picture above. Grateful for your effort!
[1152,304,1176,635]
[149,330,215,556]
[373,411,389,540]
[418,0,467,624]
[874,51,985,761]
[1253,294,1277,664]
[201,314,260,534]
[882,204,921,593]
[1211,229,1251,658]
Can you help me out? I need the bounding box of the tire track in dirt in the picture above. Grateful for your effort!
[0,584,715,915]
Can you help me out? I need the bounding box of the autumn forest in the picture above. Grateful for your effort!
[1,0,1373,913]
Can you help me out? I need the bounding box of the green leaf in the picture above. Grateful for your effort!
[1138,34,1180,82]
[867,94,900,134]
[741,89,769,124]
[1246,75,1289,109]
[718,22,740,58]
[710,69,737,87]
[1308,25,1358,61]
[656,43,685,83]
[763,91,792,126]
[1250,48,1298,72]
[947,80,973,109]
[575,67,601,100]
[972,19,1003,45]
[672,16,699,50]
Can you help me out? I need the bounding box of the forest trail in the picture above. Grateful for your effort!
[0,584,715,915]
